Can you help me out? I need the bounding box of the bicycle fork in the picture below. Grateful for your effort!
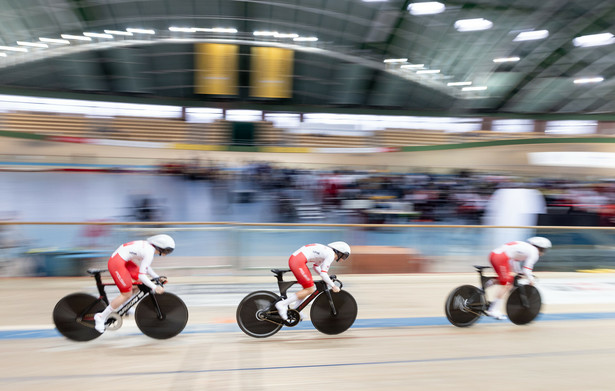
[518,285,530,309]
[149,294,164,319]
[324,290,337,316]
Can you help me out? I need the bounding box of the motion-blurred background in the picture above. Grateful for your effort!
[1,0,615,278]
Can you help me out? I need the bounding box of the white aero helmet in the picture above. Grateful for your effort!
[527,236,552,250]
[327,241,351,261]
[147,234,175,255]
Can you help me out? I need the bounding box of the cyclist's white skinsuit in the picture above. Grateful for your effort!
[289,243,336,289]
[109,240,160,293]
[490,241,539,285]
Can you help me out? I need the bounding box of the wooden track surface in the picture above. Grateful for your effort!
[2,273,615,390]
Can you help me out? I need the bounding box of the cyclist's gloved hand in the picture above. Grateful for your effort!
[331,285,340,293]
[152,286,165,295]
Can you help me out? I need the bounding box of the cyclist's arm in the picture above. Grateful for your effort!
[313,264,335,289]
[146,266,160,279]
[139,273,158,291]
[523,254,539,283]
[139,248,160,291]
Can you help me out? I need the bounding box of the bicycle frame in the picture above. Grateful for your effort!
[271,268,340,321]
[88,269,165,321]
[475,266,531,308]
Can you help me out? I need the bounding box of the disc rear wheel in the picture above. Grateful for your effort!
[52,293,106,342]
[445,285,485,327]
[236,291,283,338]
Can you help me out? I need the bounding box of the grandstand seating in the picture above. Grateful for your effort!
[108,117,188,143]
[2,111,614,148]
[189,119,230,145]
[2,112,89,138]
[291,133,370,148]
[254,121,283,146]
[377,129,452,147]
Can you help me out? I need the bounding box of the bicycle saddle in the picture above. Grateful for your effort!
[473,265,491,271]
[271,268,291,277]
[87,268,107,275]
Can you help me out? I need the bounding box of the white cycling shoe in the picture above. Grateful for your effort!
[486,310,507,321]
[275,301,288,321]
[94,313,106,333]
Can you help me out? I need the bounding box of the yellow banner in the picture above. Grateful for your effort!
[250,47,293,98]
[194,43,238,95]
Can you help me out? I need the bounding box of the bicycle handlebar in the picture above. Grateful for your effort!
[330,275,343,289]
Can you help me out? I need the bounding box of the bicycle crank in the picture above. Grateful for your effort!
[105,312,123,331]
[284,309,300,327]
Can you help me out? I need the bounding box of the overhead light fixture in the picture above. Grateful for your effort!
[83,32,114,39]
[447,81,472,86]
[104,30,133,36]
[0,53,6,57]
[408,2,445,16]
[61,34,92,41]
[513,30,549,42]
[0,45,28,52]
[194,28,238,33]
[293,36,318,42]
[274,33,299,38]
[574,77,604,84]
[416,69,440,74]
[454,18,493,32]
[17,41,49,48]
[400,64,424,69]
[126,28,156,35]
[573,33,615,47]
[39,37,70,44]
[383,58,408,63]
[493,56,520,63]
[462,86,488,91]
[253,31,278,36]
[169,27,196,33]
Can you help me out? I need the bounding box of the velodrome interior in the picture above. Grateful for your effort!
[2,1,615,390]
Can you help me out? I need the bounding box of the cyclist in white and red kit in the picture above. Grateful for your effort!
[275,241,351,321]
[486,236,552,320]
[94,234,175,333]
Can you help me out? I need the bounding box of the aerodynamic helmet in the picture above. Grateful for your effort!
[147,234,175,255]
[327,241,351,261]
[527,236,552,251]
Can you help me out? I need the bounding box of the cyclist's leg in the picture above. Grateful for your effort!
[95,255,133,332]
[275,253,314,320]
[487,252,513,319]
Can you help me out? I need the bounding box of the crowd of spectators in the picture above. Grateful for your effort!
[157,160,615,226]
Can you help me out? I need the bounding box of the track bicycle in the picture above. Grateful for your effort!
[444,265,542,327]
[236,268,358,338]
[52,268,189,341]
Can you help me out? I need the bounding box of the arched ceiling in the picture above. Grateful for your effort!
[0,0,614,115]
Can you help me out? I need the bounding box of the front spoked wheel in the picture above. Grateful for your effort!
[135,292,189,339]
[445,285,486,327]
[506,285,541,325]
[52,293,107,341]
[236,291,283,338]
[310,290,358,335]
